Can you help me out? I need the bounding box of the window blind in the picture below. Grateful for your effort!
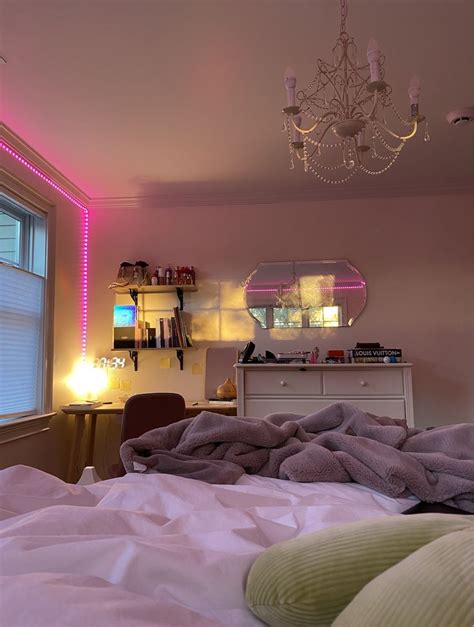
[0,263,45,420]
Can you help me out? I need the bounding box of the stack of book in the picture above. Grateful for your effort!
[348,348,402,363]
[155,307,192,349]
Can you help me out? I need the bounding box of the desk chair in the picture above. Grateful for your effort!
[116,392,186,475]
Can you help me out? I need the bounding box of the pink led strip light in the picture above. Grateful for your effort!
[1,140,89,360]
[247,284,365,293]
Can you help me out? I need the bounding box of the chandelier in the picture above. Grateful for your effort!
[282,0,429,184]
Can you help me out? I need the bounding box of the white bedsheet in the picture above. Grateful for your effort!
[0,465,417,627]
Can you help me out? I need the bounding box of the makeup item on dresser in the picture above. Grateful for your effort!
[309,347,320,364]
[324,350,345,364]
[276,351,310,364]
[151,268,159,285]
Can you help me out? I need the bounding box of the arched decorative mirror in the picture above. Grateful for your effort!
[244,259,366,329]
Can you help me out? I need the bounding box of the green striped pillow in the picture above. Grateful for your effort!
[245,514,473,627]
[334,527,474,627]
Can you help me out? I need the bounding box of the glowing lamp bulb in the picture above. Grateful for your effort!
[66,360,108,400]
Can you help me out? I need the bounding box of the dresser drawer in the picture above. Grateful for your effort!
[323,369,404,396]
[245,398,406,420]
[245,370,323,396]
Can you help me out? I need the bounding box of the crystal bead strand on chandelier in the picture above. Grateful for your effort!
[282,0,427,183]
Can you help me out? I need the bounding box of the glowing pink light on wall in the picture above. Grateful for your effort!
[1,140,89,360]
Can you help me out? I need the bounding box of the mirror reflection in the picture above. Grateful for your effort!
[244,260,367,329]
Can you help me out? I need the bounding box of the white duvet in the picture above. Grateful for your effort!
[0,465,416,627]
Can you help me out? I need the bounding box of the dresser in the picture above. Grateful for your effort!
[235,363,414,427]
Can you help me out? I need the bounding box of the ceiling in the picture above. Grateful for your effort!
[2,0,474,204]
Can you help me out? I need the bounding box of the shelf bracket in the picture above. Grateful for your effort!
[128,350,138,371]
[128,289,139,307]
[176,349,184,370]
[176,287,184,310]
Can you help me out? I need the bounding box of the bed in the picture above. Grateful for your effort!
[0,464,416,627]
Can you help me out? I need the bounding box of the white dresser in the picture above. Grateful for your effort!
[235,363,414,427]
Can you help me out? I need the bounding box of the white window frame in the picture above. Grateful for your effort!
[0,172,55,423]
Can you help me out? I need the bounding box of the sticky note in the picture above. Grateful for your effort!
[192,363,203,375]
[160,358,171,369]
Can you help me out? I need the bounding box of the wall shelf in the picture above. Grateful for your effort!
[112,284,197,309]
[112,284,197,371]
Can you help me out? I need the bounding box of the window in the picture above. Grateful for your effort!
[0,194,48,422]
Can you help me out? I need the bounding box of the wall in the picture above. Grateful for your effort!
[0,146,84,479]
[88,192,474,468]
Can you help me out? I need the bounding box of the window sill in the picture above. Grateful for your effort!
[0,413,55,445]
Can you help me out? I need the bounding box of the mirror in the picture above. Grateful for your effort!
[244,260,366,329]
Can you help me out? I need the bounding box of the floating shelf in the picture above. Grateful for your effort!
[112,284,197,309]
[111,347,193,371]
[112,285,198,294]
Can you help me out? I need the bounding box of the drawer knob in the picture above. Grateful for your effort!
[360,380,368,387]
[280,380,287,387]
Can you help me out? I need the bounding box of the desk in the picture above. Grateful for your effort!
[62,401,237,482]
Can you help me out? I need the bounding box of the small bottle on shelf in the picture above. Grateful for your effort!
[157,266,165,285]
[172,267,179,285]
[151,267,159,285]
[165,265,173,285]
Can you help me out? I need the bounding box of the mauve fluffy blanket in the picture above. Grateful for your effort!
[120,402,474,511]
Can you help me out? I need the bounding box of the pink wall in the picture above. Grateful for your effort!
[89,193,474,429]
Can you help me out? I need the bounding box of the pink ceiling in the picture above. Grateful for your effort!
[2,0,474,201]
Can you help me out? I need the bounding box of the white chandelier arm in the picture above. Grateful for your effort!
[290,110,336,135]
[371,123,404,153]
[376,117,418,141]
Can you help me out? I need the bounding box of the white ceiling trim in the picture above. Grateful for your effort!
[89,182,474,211]
[0,124,90,206]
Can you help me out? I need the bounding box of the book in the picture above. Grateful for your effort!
[208,400,236,406]
[170,317,178,347]
[350,357,402,363]
[159,318,165,348]
[350,348,402,358]
[173,306,186,348]
[348,348,402,364]
[66,401,102,410]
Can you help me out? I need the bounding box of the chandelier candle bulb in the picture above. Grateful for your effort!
[284,67,297,108]
[367,38,382,83]
[408,75,421,104]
